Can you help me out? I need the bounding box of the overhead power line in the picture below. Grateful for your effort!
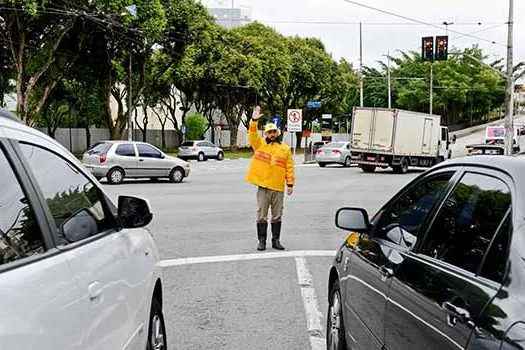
[342,0,507,47]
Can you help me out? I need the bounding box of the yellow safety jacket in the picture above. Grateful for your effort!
[245,120,295,192]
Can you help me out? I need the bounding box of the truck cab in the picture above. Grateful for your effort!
[440,126,453,159]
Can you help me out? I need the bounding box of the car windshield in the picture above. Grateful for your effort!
[87,142,112,155]
[324,142,345,148]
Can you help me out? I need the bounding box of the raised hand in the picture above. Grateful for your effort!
[252,106,262,120]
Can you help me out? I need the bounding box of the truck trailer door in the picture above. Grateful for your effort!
[422,118,434,154]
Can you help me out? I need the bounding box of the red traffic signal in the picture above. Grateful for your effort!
[422,37,434,62]
[435,36,448,61]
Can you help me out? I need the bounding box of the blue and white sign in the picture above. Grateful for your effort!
[181,125,187,135]
[307,101,322,109]
[271,116,282,129]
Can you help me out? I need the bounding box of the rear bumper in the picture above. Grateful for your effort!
[84,164,110,178]
[355,160,390,167]
[316,155,345,163]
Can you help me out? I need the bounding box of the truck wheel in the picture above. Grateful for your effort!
[400,158,409,174]
[360,165,376,173]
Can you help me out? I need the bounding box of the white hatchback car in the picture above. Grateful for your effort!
[0,109,166,350]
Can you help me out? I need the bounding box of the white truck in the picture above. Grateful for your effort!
[350,107,452,173]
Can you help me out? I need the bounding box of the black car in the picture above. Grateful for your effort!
[327,156,525,350]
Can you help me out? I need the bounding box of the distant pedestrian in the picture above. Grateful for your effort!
[246,106,295,251]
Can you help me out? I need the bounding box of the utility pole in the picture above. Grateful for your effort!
[429,63,433,115]
[359,22,364,107]
[387,51,392,108]
[128,53,133,141]
[504,0,514,155]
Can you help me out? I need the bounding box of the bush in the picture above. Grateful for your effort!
[185,113,207,141]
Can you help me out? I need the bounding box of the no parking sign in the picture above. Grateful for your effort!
[287,109,302,132]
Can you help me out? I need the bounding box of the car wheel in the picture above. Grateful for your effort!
[147,298,167,350]
[327,280,347,350]
[197,152,205,162]
[169,167,184,183]
[344,157,351,167]
[360,165,376,173]
[319,163,327,168]
[107,167,124,185]
[217,152,224,161]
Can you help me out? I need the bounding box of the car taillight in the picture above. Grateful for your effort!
[315,150,322,154]
[332,150,342,155]
[99,153,107,163]
[192,146,197,151]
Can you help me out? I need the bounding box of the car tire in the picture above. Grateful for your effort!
[343,157,352,167]
[169,167,185,183]
[327,279,347,350]
[217,152,224,161]
[197,152,205,162]
[147,298,167,350]
[319,163,327,168]
[107,167,125,185]
[360,165,376,173]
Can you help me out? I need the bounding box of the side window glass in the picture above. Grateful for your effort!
[196,142,206,147]
[374,172,454,249]
[20,144,117,244]
[137,144,161,158]
[0,148,45,265]
[421,173,511,274]
[480,213,510,283]
[116,144,135,157]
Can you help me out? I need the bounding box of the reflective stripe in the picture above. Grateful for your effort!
[254,151,271,164]
[249,124,257,132]
[273,157,287,168]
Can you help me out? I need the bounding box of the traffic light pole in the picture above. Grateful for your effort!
[359,22,364,107]
[429,63,433,115]
[504,0,514,156]
[387,51,392,108]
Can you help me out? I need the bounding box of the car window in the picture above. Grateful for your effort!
[181,141,194,147]
[87,142,112,155]
[19,144,117,244]
[479,212,511,283]
[325,142,344,148]
[115,144,136,157]
[0,148,45,266]
[373,172,454,248]
[206,142,216,148]
[420,172,511,274]
[196,142,206,147]
[441,128,448,142]
[137,144,162,158]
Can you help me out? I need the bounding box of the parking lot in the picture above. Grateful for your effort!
[103,159,420,349]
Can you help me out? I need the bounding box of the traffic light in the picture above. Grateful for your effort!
[422,37,434,62]
[435,36,448,61]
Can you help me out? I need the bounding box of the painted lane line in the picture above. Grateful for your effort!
[159,250,336,268]
[295,257,325,350]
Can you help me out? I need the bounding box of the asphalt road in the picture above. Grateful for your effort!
[102,121,507,350]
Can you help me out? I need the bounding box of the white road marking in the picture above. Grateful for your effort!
[158,250,336,267]
[295,257,325,350]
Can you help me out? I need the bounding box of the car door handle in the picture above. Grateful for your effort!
[88,281,103,301]
[139,159,144,162]
[442,301,471,326]
[379,265,393,281]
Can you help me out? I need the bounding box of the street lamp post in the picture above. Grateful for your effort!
[504,0,514,155]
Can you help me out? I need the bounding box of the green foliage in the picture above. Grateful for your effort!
[185,113,206,140]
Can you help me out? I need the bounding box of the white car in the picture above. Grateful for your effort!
[0,108,166,350]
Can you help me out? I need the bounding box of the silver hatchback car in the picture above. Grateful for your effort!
[178,140,224,161]
[83,141,190,184]
[315,141,355,167]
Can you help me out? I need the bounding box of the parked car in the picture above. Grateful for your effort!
[178,140,224,161]
[315,141,354,167]
[82,140,190,184]
[327,155,525,350]
[0,108,166,350]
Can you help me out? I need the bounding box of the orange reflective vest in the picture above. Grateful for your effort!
[245,120,295,192]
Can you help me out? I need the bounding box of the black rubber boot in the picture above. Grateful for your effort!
[257,222,267,251]
[271,222,285,250]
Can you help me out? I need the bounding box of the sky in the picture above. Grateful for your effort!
[203,0,525,72]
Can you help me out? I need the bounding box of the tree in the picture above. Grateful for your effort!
[185,113,206,141]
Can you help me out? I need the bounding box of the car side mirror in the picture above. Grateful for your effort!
[118,196,153,229]
[452,135,457,144]
[60,209,98,242]
[335,208,370,232]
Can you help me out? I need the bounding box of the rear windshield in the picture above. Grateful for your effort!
[181,141,194,147]
[325,142,345,148]
[87,142,112,154]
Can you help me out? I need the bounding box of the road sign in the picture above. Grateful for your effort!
[181,125,187,135]
[271,116,282,129]
[307,101,322,109]
[287,109,302,132]
[322,114,332,119]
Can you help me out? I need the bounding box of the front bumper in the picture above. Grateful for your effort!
[184,167,191,177]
